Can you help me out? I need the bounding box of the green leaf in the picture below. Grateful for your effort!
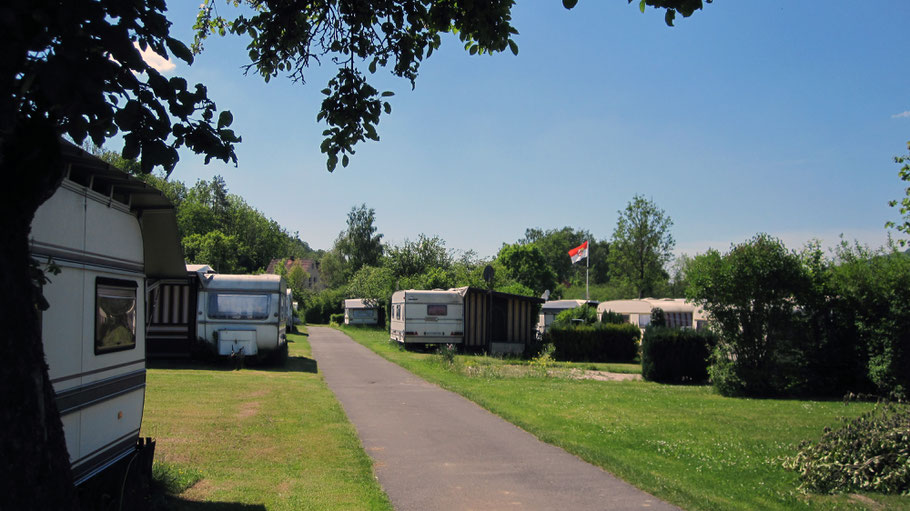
[563,0,579,9]
[217,110,233,129]
[381,91,394,97]
[166,37,194,65]
[342,154,349,167]
[508,39,519,56]
[369,60,377,73]
[639,0,646,13]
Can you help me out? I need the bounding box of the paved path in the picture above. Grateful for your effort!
[308,327,680,511]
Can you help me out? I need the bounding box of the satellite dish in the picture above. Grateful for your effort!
[541,290,550,301]
[482,265,495,287]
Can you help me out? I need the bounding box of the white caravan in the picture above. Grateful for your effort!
[29,142,185,486]
[196,274,288,357]
[389,289,465,345]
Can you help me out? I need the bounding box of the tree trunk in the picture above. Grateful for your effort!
[0,125,77,510]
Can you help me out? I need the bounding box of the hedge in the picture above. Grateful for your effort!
[548,322,640,362]
[641,327,716,383]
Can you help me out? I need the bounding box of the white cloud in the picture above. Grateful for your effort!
[891,111,910,119]
[134,42,176,73]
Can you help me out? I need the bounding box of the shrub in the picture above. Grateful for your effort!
[649,307,666,327]
[783,401,910,495]
[302,287,346,324]
[829,244,910,399]
[548,322,639,362]
[600,309,626,325]
[435,343,458,365]
[641,327,715,383]
[553,305,597,327]
[329,313,344,325]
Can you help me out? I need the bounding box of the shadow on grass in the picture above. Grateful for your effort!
[148,355,317,374]
[153,495,267,511]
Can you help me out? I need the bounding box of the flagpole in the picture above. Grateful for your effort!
[585,240,591,300]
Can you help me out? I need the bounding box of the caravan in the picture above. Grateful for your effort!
[29,142,184,486]
[389,289,464,345]
[196,274,288,358]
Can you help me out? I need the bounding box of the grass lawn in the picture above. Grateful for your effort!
[141,329,393,511]
[334,324,910,511]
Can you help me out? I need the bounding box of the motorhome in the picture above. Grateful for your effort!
[29,142,185,486]
[389,289,465,345]
[196,274,288,358]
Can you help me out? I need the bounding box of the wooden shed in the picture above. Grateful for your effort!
[460,287,544,355]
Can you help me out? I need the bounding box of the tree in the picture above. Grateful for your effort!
[182,230,245,273]
[336,204,384,274]
[193,0,707,170]
[348,265,396,308]
[885,141,910,247]
[384,234,452,279]
[608,195,675,298]
[2,0,709,505]
[520,227,594,284]
[686,234,807,396]
[2,1,238,507]
[496,243,557,296]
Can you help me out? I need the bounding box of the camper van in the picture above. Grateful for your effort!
[196,274,288,358]
[390,289,465,345]
[29,142,185,487]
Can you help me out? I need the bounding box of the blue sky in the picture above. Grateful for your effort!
[151,1,910,259]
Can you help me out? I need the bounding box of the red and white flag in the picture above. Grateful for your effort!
[568,241,588,264]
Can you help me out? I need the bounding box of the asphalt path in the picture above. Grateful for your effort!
[307,326,681,511]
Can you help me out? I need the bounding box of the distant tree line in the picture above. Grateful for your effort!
[303,196,680,323]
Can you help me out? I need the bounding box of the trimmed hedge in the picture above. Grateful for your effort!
[329,313,344,325]
[548,323,640,362]
[641,327,716,383]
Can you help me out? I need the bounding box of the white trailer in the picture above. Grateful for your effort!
[389,289,465,345]
[196,274,288,358]
[29,142,185,486]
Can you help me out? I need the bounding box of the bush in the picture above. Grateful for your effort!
[329,313,344,325]
[302,287,346,324]
[548,322,639,362]
[649,307,666,327]
[641,327,715,383]
[600,309,626,325]
[829,245,910,399]
[553,305,597,327]
[783,401,910,495]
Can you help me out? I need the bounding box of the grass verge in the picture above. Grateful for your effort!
[142,331,393,511]
[334,324,909,511]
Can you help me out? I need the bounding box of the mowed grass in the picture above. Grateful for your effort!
[141,330,393,511]
[335,325,910,511]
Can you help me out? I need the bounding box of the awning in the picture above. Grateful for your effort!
[60,141,186,280]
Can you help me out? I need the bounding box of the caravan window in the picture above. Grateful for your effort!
[208,293,270,320]
[427,304,447,316]
[396,304,401,320]
[95,278,137,354]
